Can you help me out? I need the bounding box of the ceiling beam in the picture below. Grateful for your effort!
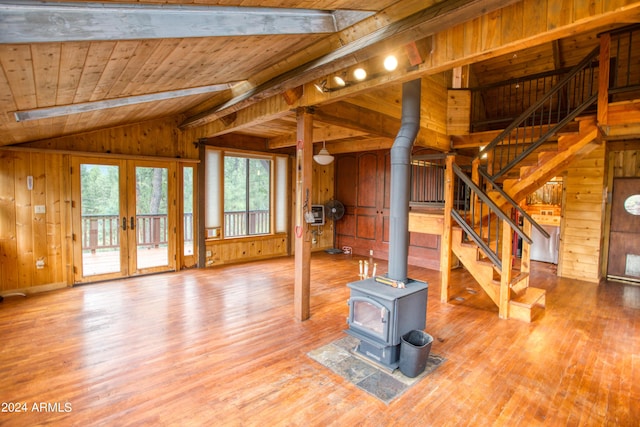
[0,1,374,44]
[268,125,368,149]
[315,101,449,151]
[13,82,237,122]
[180,0,521,128]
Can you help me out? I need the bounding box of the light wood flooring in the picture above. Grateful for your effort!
[0,253,638,426]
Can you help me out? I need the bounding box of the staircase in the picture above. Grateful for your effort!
[443,45,604,322]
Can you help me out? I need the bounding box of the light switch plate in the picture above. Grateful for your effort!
[34,205,46,214]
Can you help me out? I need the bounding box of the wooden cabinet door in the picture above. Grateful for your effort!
[335,151,389,258]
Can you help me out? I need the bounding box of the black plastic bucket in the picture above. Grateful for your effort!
[399,330,433,378]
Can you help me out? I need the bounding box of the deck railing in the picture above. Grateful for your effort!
[81,210,270,252]
[224,210,270,237]
[82,213,193,252]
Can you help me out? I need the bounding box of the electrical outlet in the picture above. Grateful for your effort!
[34,205,46,214]
[206,250,212,257]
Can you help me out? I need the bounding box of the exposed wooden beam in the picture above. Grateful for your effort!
[268,126,367,149]
[0,2,374,43]
[191,94,295,139]
[314,102,399,138]
[315,101,449,151]
[13,83,237,122]
[201,134,269,152]
[180,0,521,128]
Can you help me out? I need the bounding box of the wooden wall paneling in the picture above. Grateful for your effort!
[311,161,334,250]
[558,144,606,283]
[547,0,574,30]
[463,17,482,58]
[204,236,288,267]
[26,116,198,160]
[448,25,464,62]
[14,151,34,288]
[30,152,49,286]
[421,75,448,135]
[447,89,471,135]
[481,9,502,52]
[501,2,524,45]
[574,0,603,20]
[0,151,19,291]
[522,0,548,38]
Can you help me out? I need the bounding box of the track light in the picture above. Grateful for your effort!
[383,55,398,71]
[333,75,346,86]
[353,68,367,81]
[314,79,328,93]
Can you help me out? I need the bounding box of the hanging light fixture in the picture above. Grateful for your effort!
[313,141,334,165]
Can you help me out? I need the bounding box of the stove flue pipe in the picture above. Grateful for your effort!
[387,78,421,283]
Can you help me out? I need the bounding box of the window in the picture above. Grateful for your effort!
[224,156,270,237]
[205,148,287,239]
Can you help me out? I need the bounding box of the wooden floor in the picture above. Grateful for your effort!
[0,253,638,426]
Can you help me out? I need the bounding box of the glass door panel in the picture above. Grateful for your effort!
[73,158,128,282]
[134,165,169,271]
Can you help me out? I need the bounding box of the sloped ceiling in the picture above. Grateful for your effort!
[1,0,639,149]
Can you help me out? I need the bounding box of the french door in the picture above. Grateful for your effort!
[72,157,176,283]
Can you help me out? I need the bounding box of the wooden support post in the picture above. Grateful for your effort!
[471,157,481,227]
[499,219,513,319]
[598,33,610,128]
[294,107,313,321]
[440,154,455,303]
[521,218,531,282]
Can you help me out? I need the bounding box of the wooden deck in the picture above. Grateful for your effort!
[0,253,638,425]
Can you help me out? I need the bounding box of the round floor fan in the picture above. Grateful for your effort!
[324,199,345,254]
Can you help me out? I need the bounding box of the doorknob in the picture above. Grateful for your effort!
[122,217,127,231]
[130,216,135,230]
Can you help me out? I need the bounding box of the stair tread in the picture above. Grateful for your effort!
[510,287,545,307]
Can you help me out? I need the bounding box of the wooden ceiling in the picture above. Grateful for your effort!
[1,0,639,150]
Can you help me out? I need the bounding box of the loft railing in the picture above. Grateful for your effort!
[609,24,640,101]
[410,154,447,208]
[476,45,600,181]
[470,67,576,132]
[450,164,532,270]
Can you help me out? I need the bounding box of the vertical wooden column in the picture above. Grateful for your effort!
[499,219,513,319]
[598,33,610,128]
[197,142,207,268]
[294,107,313,321]
[440,154,455,303]
[520,218,531,281]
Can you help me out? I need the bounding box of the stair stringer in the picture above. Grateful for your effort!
[503,118,602,206]
[451,227,500,305]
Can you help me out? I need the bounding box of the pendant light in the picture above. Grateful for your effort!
[313,141,334,165]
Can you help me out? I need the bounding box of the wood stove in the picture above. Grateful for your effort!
[345,277,428,370]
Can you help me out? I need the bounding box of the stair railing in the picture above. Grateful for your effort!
[476,167,550,240]
[450,163,532,271]
[477,45,600,181]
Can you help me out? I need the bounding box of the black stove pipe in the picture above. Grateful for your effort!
[387,79,421,283]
